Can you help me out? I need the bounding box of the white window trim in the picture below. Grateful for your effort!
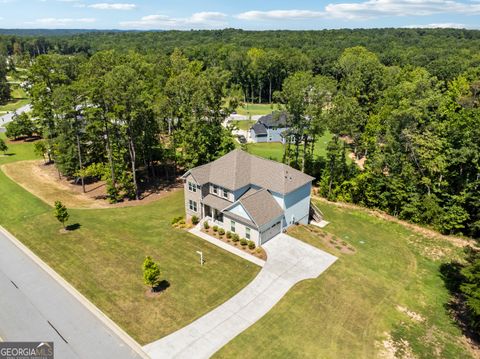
[189,199,198,212]
[188,181,197,193]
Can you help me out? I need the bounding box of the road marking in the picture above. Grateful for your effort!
[10,280,18,289]
[47,321,69,344]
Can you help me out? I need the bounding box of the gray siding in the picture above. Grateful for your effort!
[184,174,202,219]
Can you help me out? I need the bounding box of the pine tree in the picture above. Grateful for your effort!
[53,201,69,229]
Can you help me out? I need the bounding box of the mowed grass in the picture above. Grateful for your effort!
[235,103,279,116]
[216,200,471,358]
[231,119,256,131]
[245,131,333,162]
[0,133,259,344]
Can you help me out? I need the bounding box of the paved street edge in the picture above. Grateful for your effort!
[0,226,149,359]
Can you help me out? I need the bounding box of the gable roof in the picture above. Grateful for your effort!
[251,122,267,136]
[236,188,283,228]
[185,149,314,195]
[258,111,288,128]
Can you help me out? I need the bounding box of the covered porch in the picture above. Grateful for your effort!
[202,194,231,227]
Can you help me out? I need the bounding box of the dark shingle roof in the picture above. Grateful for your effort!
[186,149,314,195]
[251,122,267,136]
[258,111,288,128]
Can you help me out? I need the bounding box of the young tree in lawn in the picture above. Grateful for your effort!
[33,140,48,163]
[0,138,8,154]
[53,200,69,229]
[143,256,161,292]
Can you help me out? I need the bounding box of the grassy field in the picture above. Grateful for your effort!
[235,103,279,116]
[0,84,29,113]
[216,200,472,358]
[231,119,256,131]
[0,134,259,345]
[244,131,333,162]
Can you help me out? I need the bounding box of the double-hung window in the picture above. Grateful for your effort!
[213,185,218,195]
[188,181,197,192]
[246,227,251,239]
[231,220,236,232]
[189,200,197,212]
[223,188,228,198]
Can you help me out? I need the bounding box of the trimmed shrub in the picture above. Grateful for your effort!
[171,216,182,225]
[226,231,232,239]
[247,240,255,250]
[191,215,199,225]
[240,238,248,246]
[218,228,225,235]
[213,225,218,232]
[232,233,240,242]
[203,221,210,230]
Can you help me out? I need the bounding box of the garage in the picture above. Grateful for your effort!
[260,221,281,245]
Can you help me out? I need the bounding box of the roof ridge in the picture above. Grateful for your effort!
[239,187,265,202]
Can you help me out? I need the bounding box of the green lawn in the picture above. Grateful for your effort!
[235,103,279,116]
[0,83,29,113]
[244,131,333,162]
[216,200,471,358]
[231,119,256,131]
[0,133,259,345]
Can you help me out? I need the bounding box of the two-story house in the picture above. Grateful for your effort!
[249,111,288,143]
[182,149,314,246]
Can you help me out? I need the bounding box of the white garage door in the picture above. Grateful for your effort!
[261,221,281,245]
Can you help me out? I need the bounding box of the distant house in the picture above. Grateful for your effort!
[182,149,315,246]
[250,112,288,143]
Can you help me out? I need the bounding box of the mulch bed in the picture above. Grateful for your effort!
[201,227,267,261]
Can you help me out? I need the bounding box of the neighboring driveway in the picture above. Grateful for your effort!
[0,104,31,132]
[0,227,146,359]
[144,233,337,359]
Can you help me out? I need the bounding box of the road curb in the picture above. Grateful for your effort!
[0,226,150,359]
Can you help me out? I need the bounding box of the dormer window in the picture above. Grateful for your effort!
[223,188,228,198]
[213,185,218,194]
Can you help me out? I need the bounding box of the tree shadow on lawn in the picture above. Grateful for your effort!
[146,280,171,298]
[66,223,81,231]
[439,262,480,346]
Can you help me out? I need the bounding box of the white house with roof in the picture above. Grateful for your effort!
[249,112,289,143]
[182,149,315,246]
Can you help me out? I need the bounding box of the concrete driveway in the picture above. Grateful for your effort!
[0,104,31,132]
[144,232,337,358]
[0,227,146,359]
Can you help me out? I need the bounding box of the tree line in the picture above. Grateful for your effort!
[18,50,234,202]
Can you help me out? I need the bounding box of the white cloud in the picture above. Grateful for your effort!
[236,10,325,21]
[237,1,480,21]
[120,11,227,29]
[324,0,480,20]
[404,22,467,28]
[29,17,96,26]
[88,3,136,10]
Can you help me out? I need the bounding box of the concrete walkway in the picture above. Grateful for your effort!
[189,225,265,267]
[143,233,337,358]
[0,226,147,359]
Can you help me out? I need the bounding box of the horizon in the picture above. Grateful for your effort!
[0,0,479,31]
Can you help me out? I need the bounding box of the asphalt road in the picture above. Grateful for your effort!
[0,229,145,359]
[0,104,31,132]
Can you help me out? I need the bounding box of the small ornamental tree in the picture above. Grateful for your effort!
[0,138,7,154]
[53,201,69,229]
[143,256,161,292]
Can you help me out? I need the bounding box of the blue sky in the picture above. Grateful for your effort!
[0,0,479,30]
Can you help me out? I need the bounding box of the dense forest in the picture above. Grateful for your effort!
[1,28,479,241]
